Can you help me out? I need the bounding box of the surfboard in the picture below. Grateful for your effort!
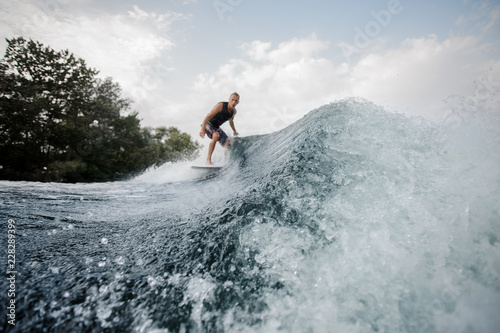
[191,165,223,170]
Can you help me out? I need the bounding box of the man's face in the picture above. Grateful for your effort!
[229,95,239,108]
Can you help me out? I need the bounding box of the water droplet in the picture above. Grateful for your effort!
[255,253,266,264]
[101,238,108,245]
[115,256,125,265]
[147,276,158,287]
[97,307,112,320]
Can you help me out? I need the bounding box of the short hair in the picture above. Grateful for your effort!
[230,92,240,98]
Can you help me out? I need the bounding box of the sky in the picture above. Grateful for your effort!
[1,0,499,143]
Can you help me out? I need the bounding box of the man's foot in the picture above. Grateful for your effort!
[206,160,214,165]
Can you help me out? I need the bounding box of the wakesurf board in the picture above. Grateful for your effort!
[191,165,223,170]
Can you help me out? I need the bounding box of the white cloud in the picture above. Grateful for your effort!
[1,0,498,143]
[191,34,339,135]
[0,0,189,112]
[189,32,499,137]
[342,34,497,119]
[241,35,329,64]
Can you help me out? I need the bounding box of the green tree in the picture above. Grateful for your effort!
[153,126,200,162]
[0,37,98,177]
[0,37,200,182]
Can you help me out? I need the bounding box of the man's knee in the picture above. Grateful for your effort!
[213,132,220,141]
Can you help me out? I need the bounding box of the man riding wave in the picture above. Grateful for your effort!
[199,92,240,165]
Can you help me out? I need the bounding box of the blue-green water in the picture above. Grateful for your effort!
[1,98,499,332]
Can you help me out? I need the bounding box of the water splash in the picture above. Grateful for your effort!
[1,98,499,332]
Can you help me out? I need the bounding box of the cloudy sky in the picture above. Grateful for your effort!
[1,0,499,141]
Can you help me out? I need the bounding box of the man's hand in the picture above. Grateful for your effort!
[199,129,205,138]
[233,131,239,137]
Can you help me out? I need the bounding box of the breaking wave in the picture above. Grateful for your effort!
[1,98,499,332]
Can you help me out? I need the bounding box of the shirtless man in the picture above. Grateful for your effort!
[199,93,240,165]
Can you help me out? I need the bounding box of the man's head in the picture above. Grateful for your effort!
[229,92,240,109]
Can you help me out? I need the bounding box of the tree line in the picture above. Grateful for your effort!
[0,37,200,182]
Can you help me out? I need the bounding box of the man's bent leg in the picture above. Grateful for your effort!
[207,132,220,165]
